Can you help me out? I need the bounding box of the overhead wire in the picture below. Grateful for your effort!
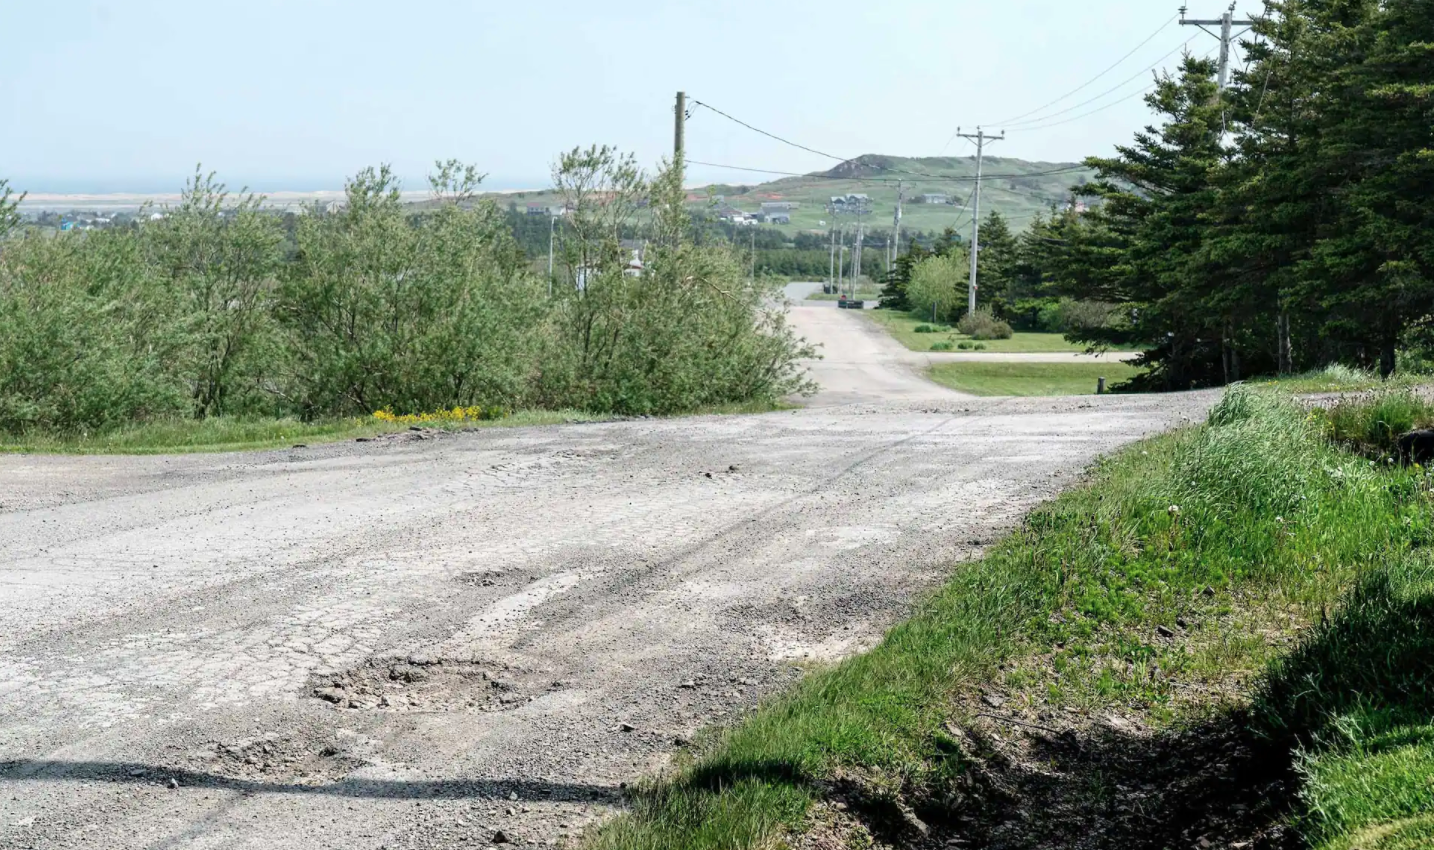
[685,159,1090,184]
[1005,43,1220,134]
[690,98,965,183]
[987,13,1180,127]
[1002,34,1200,129]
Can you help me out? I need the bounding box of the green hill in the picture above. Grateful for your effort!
[693,153,1097,234]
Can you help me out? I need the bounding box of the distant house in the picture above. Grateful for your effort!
[619,240,647,277]
[830,194,869,212]
[921,193,950,205]
[716,205,756,225]
[527,202,566,217]
[760,202,792,224]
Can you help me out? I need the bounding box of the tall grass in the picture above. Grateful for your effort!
[584,386,1434,849]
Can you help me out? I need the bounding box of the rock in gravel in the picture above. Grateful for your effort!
[508,791,518,801]
[982,693,1007,708]
[492,829,510,844]
[678,679,696,689]
[168,778,180,790]
[312,682,345,702]
[619,722,636,732]
[1156,624,1175,638]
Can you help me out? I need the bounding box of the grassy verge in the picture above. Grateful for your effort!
[926,361,1145,396]
[863,309,1095,353]
[585,387,1434,850]
[0,402,786,456]
[1256,364,1434,394]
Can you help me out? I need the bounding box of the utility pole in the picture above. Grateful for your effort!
[750,229,756,282]
[828,225,836,293]
[956,126,1004,315]
[1182,6,1255,380]
[891,181,903,271]
[547,211,557,297]
[1180,4,1254,93]
[674,91,686,162]
[853,214,864,298]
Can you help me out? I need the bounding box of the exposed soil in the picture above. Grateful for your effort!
[310,656,545,713]
[795,708,1301,850]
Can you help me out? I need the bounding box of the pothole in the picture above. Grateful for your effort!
[309,657,542,712]
[457,569,522,588]
[188,734,367,784]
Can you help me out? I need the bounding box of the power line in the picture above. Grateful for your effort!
[689,99,847,163]
[987,13,1179,127]
[1004,43,1219,133]
[690,98,959,183]
[686,159,1091,184]
[1003,34,1199,129]
[1004,82,1159,133]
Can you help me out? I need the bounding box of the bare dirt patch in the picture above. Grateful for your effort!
[187,734,368,784]
[310,657,547,713]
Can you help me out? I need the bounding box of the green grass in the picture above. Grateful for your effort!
[862,308,1093,353]
[926,361,1145,396]
[0,401,791,456]
[1256,364,1434,394]
[584,387,1434,849]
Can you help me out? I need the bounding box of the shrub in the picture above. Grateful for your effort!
[906,253,966,322]
[930,341,954,352]
[956,341,972,351]
[0,155,815,434]
[974,342,987,351]
[1323,390,1434,457]
[957,308,1014,340]
[913,324,938,333]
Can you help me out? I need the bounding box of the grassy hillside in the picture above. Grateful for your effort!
[697,154,1095,234]
[486,154,1097,237]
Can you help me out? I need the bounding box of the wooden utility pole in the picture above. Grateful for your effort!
[890,180,903,271]
[1183,6,1256,378]
[1180,4,1254,93]
[674,91,686,161]
[955,126,1004,315]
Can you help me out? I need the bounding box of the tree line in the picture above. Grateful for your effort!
[0,153,813,435]
[888,1,1433,389]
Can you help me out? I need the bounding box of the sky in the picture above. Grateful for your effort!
[1,1,1259,194]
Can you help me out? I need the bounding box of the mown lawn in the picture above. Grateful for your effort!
[583,387,1434,850]
[863,308,1093,353]
[926,361,1145,396]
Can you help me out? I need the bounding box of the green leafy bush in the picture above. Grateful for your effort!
[930,341,953,351]
[0,156,814,435]
[957,308,1014,340]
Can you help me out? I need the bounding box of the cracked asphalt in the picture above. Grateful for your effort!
[0,288,1215,848]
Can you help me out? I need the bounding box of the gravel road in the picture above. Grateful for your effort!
[0,290,1214,849]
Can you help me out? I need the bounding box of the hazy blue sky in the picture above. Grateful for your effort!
[2,1,1257,193]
